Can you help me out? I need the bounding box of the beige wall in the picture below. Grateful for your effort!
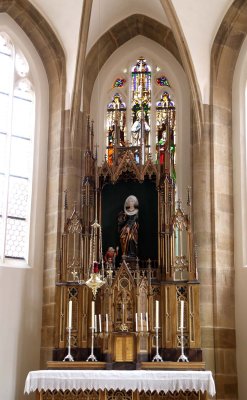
[0,267,42,400]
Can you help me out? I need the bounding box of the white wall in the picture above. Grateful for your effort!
[0,14,48,400]
[232,34,247,400]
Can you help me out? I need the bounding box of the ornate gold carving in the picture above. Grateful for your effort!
[139,390,201,400]
[41,389,99,400]
[40,390,205,400]
[99,149,158,184]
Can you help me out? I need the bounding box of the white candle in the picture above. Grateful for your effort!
[105,314,109,332]
[155,300,159,328]
[68,300,72,328]
[91,301,95,329]
[94,314,97,332]
[99,314,102,332]
[146,312,149,331]
[140,312,143,331]
[180,300,184,329]
[135,312,138,332]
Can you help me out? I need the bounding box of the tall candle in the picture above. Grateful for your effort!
[140,312,143,331]
[91,301,95,329]
[135,312,138,332]
[68,300,72,328]
[180,300,184,329]
[146,312,149,332]
[94,314,97,332]
[105,314,109,333]
[99,314,102,332]
[155,300,159,328]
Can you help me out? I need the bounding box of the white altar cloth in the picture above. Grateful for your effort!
[24,370,216,396]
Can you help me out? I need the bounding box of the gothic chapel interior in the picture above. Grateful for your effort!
[1,1,247,400]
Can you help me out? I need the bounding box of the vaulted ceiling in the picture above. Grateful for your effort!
[29,0,234,103]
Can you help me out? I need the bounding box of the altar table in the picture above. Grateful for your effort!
[25,370,216,400]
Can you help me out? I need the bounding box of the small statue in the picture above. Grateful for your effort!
[104,246,118,267]
[118,195,139,257]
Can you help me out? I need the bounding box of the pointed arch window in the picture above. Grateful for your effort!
[0,32,35,261]
[105,57,176,172]
[156,91,176,178]
[131,57,151,148]
[106,93,126,164]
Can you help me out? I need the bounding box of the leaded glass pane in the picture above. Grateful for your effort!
[0,32,34,262]
[0,133,7,173]
[5,217,27,258]
[15,52,29,77]
[12,96,33,139]
[0,33,12,56]
[112,78,126,88]
[15,79,33,101]
[156,92,176,178]
[131,57,151,148]
[8,176,28,219]
[0,92,10,133]
[9,136,31,178]
[0,52,12,94]
[156,76,170,87]
[106,93,126,164]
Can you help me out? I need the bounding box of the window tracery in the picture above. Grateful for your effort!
[105,57,176,170]
[0,32,35,261]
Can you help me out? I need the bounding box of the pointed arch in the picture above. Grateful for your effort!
[0,0,65,83]
[83,14,181,113]
[210,1,247,398]
[0,0,67,371]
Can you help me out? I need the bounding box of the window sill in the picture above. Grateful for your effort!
[0,259,31,269]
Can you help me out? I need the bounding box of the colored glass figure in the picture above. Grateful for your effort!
[156,76,170,87]
[106,93,126,162]
[113,78,126,88]
[131,57,151,148]
[158,127,167,165]
[107,139,114,165]
[156,92,176,176]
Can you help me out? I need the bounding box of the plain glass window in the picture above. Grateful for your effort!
[0,32,35,262]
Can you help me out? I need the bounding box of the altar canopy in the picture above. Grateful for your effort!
[24,370,216,396]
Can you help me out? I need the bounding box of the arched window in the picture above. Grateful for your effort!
[106,93,126,164]
[91,37,190,202]
[156,91,176,178]
[0,12,49,271]
[104,57,176,171]
[0,31,35,263]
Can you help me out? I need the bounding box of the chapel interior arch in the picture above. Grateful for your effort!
[211,1,247,397]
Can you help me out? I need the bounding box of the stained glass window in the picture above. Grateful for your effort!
[104,58,176,173]
[131,57,151,151]
[112,78,126,88]
[106,93,126,164]
[0,32,35,262]
[156,91,176,178]
[156,76,170,87]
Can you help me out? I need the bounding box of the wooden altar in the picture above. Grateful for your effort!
[53,115,202,366]
[30,59,215,399]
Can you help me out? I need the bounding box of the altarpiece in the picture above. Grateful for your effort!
[25,58,215,400]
